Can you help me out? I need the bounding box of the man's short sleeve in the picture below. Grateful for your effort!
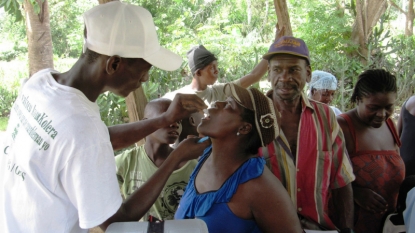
[61,142,122,229]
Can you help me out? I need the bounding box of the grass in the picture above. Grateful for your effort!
[0,117,8,131]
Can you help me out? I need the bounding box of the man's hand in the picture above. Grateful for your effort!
[354,186,388,214]
[163,93,207,124]
[275,23,286,42]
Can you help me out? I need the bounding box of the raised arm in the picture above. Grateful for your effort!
[99,137,211,230]
[238,24,285,88]
[109,93,207,150]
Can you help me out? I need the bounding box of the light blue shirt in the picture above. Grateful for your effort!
[404,187,415,233]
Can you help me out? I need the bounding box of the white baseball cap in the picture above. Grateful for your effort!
[83,1,183,71]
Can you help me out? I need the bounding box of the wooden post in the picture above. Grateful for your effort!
[272,0,293,36]
[125,87,147,146]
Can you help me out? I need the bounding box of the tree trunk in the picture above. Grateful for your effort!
[247,0,252,25]
[351,0,388,60]
[272,0,293,36]
[390,0,414,36]
[23,0,54,77]
[406,0,414,36]
[336,0,346,17]
[98,0,147,146]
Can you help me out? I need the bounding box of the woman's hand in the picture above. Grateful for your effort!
[353,186,388,214]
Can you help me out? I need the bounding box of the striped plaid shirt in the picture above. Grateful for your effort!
[259,93,355,230]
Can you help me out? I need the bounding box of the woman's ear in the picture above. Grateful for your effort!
[238,122,252,135]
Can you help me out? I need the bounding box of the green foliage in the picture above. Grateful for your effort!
[0,86,18,117]
[0,41,28,61]
[0,117,9,131]
[48,0,94,57]
[0,0,46,22]
[97,92,128,126]
[0,0,23,21]
[0,8,27,61]
[1,0,414,125]
[365,17,415,107]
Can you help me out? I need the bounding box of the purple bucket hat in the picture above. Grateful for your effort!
[262,36,310,64]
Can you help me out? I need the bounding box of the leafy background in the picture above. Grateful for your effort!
[1,0,414,128]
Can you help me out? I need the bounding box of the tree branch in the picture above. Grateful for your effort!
[389,0,407,15]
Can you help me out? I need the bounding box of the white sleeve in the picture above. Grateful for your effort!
[404,187,415,233]
[60,142,122,229]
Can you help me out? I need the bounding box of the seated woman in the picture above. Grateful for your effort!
[175,83,302,233]
[309,70,342,115]
[337,69,405,233]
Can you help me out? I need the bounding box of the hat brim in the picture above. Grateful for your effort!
[223,83,254,111]
[144,47,183,71]
[262,51,310,64]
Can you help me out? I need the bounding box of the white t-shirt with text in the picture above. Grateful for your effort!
[0,69,122,233]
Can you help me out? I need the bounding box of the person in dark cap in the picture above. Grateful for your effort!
[175,83,303,233]
[258,36,355,233]
[163,25,285,106]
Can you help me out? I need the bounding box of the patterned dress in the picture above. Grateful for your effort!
[340,114,405,233]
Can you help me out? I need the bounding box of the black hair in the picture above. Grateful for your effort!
[351,69,397,103]
[240,108,262,155]
[81,48,101,64]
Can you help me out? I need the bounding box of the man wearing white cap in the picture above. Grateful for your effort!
[0,2,209,233]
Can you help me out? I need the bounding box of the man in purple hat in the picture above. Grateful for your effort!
[258,36,355,233]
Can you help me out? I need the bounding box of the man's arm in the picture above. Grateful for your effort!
[109,93,207,150]
[99,137,211,230]
[238,59,269,88]
[238,24,285,88]
[331,109,355,230]
[331,183,354,230]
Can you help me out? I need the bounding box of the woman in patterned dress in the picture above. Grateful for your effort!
[337,69,405,233]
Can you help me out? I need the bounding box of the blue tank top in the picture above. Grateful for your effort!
[175,145,264,233]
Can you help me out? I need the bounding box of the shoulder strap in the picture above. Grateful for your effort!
[386,118,402,147]
[339,113,358,153]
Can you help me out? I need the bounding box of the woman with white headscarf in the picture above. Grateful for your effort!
[309,70,342,115]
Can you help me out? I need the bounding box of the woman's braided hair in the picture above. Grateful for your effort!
[350,69,397,104]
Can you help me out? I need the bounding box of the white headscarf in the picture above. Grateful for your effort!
[309,70,338,91]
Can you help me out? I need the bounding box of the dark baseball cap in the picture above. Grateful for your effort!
[262,36,310,64]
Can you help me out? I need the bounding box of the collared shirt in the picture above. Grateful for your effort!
[259,93,355,230]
